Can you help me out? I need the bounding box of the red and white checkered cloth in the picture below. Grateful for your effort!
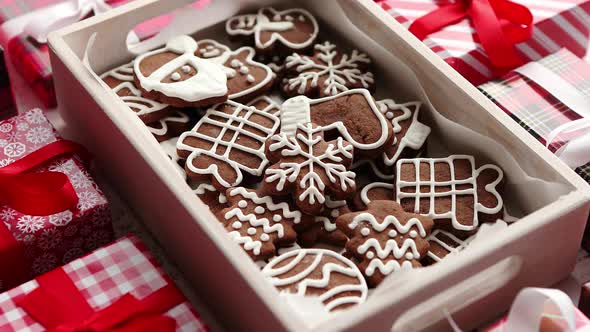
[479,49,590,183]
[0,235,209,331]
[377,0,590,85]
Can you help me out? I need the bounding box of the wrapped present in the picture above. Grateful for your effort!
[377,0,590,85]
[0,235,210,331]
[0,0,208,108]
[0,109,113,291]
[0,46,15,120]
[483,288,590,332]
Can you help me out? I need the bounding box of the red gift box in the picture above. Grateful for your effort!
[0,46,16,120]
[0,0,208,108]
[0,235,209,331]
[377,0,590,85]
[0,109,113,291]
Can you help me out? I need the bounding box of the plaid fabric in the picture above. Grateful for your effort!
[0,235,209,331]
[479,49,590,183]
[0,46,15,120]
[377,0,590,85]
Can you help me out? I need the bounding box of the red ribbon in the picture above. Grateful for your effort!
[408,0,533,72]
[0,140,89,216]
[16,267,182,332]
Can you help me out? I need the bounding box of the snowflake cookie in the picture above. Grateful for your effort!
[226,7,319,54]
[177,98,280,190]
[262,122,356,215]
[146,110,191,142]
[101,61,176,123]
[279,89,394,157]
[396,155,504,237]
[336,200,434,287]
[281,42,375,98]
[262,248,368,311]
[221,187,312,260]
[299,197,351,248]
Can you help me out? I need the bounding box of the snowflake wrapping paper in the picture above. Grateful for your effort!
[377,0,590,85]
[0,235,210,331]
[0,109,113,291]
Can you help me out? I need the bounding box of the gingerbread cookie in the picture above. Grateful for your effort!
[299,198,350,247]
[195,40,274,103]
[424,229,471,265]
[376,100,430,167]
[262,249,368,311]
[134,35,228,107]
[222,187,311,260]
[282,42,375,98]
[336,200,433,287]
[352,182,395,211]
[101,61,176,123]
[160,138,186,181]
[177,99,280,189]
[396,155,504,236]
[352,159,395,182]
[194,183,228,221]
[226,7,318,55]
[263,122,356,215]
[256,54,286,83]
[279,89,394,157]
[146,110,192,142]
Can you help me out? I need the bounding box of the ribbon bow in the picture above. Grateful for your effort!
[17,267,182,332]
[408,0,534,72]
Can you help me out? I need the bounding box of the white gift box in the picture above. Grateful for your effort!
[47,0,590,331]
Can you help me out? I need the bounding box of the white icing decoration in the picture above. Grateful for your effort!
[228,231,262,255]
[352,159,395,181]
[280,89,390,153]
[194,183,228,205]
[389,230,397,238]
[285,15,294,21]
[134,35,228,102]
[265,123,355,206]
[348,212,427,277]
[247,227,257,235]
[255,206,265,214]
[376,100,431,166]
[359,182,394,206]
[260,234,270,241]
[147,110,190,137]
[182,65,191,74]
[232,221,242,229]
[231,59,241,68]
[409,230,417,238]
[170,72,181,81]
[315,198,347,233]
[177,100,280,188]
[238,200,248,208]
[366,252,374,259]
[426,229,471,262]
[239,66,249,74]
[284,42,374,96]
[159,138,186,181]
[100,62,169,118]
[261,249,368,311]
[396,155,504,232]
[361,228,370,236]
[298,15,305,22]
[226,7,318,50]
[273,214,282,222]
[246,74,256,83]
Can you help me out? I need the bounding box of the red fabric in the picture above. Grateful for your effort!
[16,268,181,332]
[0,46,16,119]
[409,0,533,73]
[0,220,26,290]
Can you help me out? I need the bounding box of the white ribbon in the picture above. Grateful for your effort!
[514,60,590,169]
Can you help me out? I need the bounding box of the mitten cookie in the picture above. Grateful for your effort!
[194,183,228,221]
[336,200,434,287]
[424,229,471,265]
[282,42,375,98]
[279,89,394,157]
[376,100,430,168]
[195,40,274,103]
[299,197,350,247]
[226,7,318,55]
[101,61,176,123]
[262,249,368,311]
[222,187,312,260]
[352,182,395,211]
[177,99,280,189]
[146,110,191,142]
[262,122,356,215]
[396,155,504,237]
[134,35,228,107]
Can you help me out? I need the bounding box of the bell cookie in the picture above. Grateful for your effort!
[134,35,228,107]
[262,248,368,311]
[282,41,375,98]
[101,61,176,123]
[263,122,356,215]
[194,183,228,221]
[336,200,433,287]
[226,7,318,55]
[177,98,280,190]
[221,187,312,260]
[396,155,504,237]
[146,110,192,142]
[299,198,350,247]
[424,229,471,265]
[352,182,395,211]
[279,89,394,157]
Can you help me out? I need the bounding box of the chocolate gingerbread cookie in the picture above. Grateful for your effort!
[194,183,228,221]
[146,110,192,142]
[299,197,350,248]
[352,182,395,211]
